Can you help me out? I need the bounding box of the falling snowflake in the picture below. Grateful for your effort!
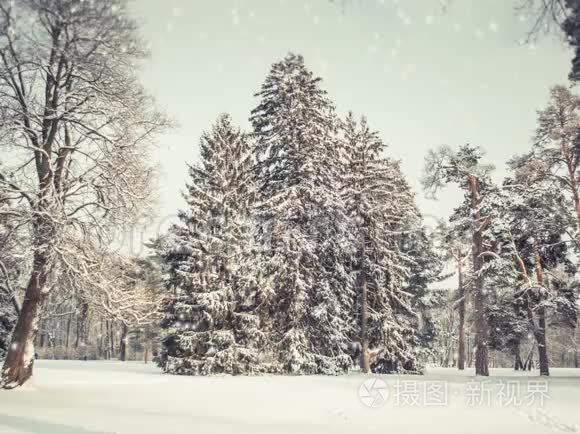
[367,44,379,55]
[231,8,240,26]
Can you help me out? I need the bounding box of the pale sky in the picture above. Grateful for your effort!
[126,0,572,249]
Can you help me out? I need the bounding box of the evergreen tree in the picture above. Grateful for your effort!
[158,114,264,375]
[422,144,495,376]
[434,220,471,370]
[494,174,577,376]
[403,222,446,368]
[341,113,425,373]
[563,0,580,82]
[250,53,352,374]
[511,85,580,238]
[505,86,580,374]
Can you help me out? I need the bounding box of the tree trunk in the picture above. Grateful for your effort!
[65,313,72,358]
[467,335,472,367]
[98,320,104,359]
[109,322,115,359]
[457,257,466,371]
[74,303,88,348]
[524,345,534,370]
[0,252,49,388]
[514,343,524,371]
[360,269,370,374]
[39,328,45,348]
[533,252,550,376]
[104,320,110,359]
[536,306,549,376]
[468,175,489,376]
[565,158,580,232]
[119,323,128,362]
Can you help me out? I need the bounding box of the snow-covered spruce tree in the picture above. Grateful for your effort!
[250,53,352,374]
[158,114,265,375]
[340,113,426,373]
[403,221,446,368]
[422,144,495,376]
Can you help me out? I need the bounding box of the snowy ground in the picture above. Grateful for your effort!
[0,361,579,434]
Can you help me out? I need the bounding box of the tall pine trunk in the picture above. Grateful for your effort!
[536,306,549,376]
[457,257,466,370]
[469,175,489,376]
[565,158,580,231]
[534,252,550,376]
[0,250,50,388]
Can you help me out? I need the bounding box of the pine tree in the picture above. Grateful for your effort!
[506,85,580,374]
[422,144,495,376]
[341,113,423,373]
[158,114,264,375]
[511,85,580,237]
[563,0,580,82]
[250,53,352,374]
[495,174,578,376]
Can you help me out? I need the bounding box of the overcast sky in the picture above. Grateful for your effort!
[127,0,572,245]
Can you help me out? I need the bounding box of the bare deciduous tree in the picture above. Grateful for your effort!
[0,0,168,388]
